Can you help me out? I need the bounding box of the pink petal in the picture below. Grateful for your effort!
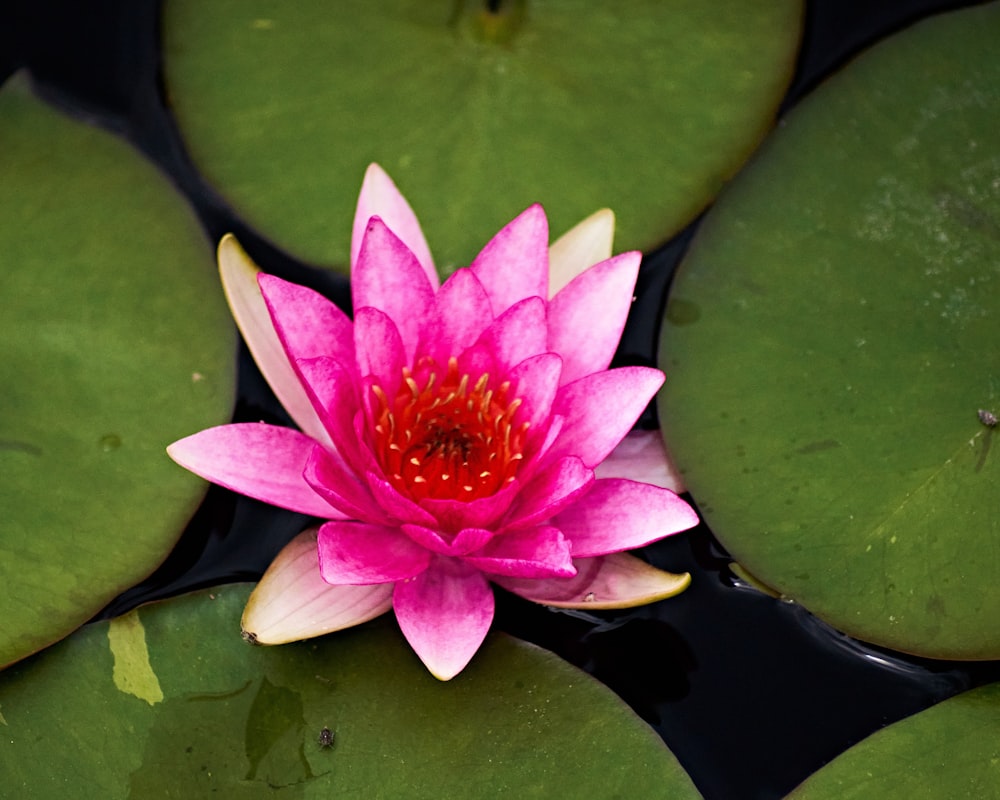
[353,306,406,391]
[473,295,547,373]
[167,424,343,518]
[401,524,496,556]
[506,352,561,431]
[295,357,365,472]
[469,204,549,316]
[420,477,521,532]
[217,236,330,445]
[393,558,495,680]
[464,526,576,579]
[548,209,616,298]
[555,479,699,557]
[364,472,439,528]
[317,521,431,584]
[504,456,594,529]
[455,343,499,386]
[533,412,565,463]
[241,528,392,644]
[546,367,665,468]
[548,251,641,385]
[257,273,355,374]
[419,268,494,364]
[303,444,390,524]
[352,163,438,290]
[495,553,690,609]
[594,430,686,494]
[353,217,435,361]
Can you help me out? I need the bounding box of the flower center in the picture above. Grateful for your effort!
[371,357,529,502]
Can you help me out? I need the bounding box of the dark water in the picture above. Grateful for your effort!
[3,2,997,798]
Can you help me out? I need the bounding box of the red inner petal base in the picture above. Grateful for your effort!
[371,356,530,502]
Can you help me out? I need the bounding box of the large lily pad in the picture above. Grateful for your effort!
[659,3,1000,658]
[0,584,701,798]
[787,683,1000,798]
[162,0,802,272]
[0,74,235,667]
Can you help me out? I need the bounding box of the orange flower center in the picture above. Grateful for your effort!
[371,357,529,502]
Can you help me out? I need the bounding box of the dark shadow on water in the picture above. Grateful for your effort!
[497,518,996,799]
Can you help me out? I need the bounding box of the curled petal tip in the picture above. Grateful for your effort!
[497,553,690,610]
[217,231,245,260]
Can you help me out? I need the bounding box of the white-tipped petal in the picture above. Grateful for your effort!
[241,528,392,645]
[495,552,690,610]
[547,208,616,297]
[217,235,331,446]
[353,163,438,289]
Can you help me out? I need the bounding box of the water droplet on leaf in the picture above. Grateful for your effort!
[99,434,122,452]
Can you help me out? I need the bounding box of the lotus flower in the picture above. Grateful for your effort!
[168,165,697,679]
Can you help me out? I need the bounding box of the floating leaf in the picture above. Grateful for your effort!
[0,585,701,798]
[787,683,1000,798]
[659,3,1000,658]
[0,74,235,666]
[163,0,802,271]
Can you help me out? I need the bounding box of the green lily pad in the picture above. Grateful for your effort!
[659,2,1000,659]
[0,74,236,667]
[163,0,802,272]
[787,683,1000,798]
[0,584,701,798]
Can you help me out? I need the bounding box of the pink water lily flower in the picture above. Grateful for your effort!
[168,164,697,680]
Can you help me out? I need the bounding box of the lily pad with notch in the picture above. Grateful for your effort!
[162,0,802,272]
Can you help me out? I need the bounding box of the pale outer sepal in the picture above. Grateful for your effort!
[241,528,393,645]
[548,208,615,297]
[498,552,690,610]
[594,430,687,494]
[217,234,332,448]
